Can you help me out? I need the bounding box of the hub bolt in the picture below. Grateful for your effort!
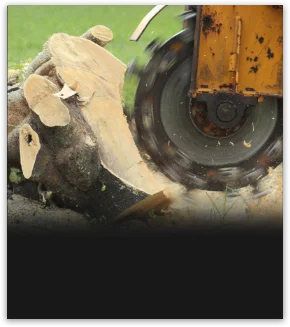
[217,103,236,122]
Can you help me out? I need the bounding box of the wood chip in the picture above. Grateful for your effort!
[69,79,79,91]
[243,140,252,148]
[77,91,96,105]
[53,84,77,99]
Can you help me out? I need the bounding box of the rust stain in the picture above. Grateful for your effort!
[202,12,222,36]
[202,14,215,36]
[170,41,184,53]
[147,96,153,104]
[216,23,222,34]
[258,155,270,167]
[207,170,218,177]
[249,66,259,73]
[219,83,233,89]
[267,47,274,59]
[256,35,264,44]
[258,96,264,102]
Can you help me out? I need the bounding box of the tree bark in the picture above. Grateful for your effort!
[8,88,30,134]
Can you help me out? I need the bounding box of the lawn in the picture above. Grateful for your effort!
[8,5,184,109]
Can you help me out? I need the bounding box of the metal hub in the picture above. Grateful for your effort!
[196,93,257,129]
[189,100,247,138]
[217,103,236,122]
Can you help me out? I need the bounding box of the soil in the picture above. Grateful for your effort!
[8,163,282,234]
[8,194,91,235]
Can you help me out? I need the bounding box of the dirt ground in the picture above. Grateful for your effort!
[7,163,282,233]
[8,194,92,234]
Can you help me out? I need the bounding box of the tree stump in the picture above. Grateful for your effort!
[7,25,178,220]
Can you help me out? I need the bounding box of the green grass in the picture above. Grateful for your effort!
[8,5,184,110]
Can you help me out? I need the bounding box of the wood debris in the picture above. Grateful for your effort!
[77,91,96,106]
[53,83,77,99]
[243,140,252,148]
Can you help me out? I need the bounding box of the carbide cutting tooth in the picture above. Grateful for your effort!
[250,173,272,200]
[265,137,283,166]
[240,167,267,187]
[126,57,142,78]
[144,39,161,54]
[176,10,196,21]
[226,189,240,198]
[180,28,195,43]
[251,189,270,200]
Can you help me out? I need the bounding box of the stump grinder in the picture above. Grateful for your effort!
[128,5,283,192]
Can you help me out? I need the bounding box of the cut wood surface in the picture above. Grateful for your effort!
[81,25,113,47]
[19,124,41,179]
[23,74,71,127]
[44,31,176,194]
